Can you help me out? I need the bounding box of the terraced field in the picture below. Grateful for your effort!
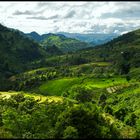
[38,76,129,96]
[0,91,63,103]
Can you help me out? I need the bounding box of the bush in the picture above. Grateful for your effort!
[69,86,93,103]
[63,126,78,139]
[55,104,111,138]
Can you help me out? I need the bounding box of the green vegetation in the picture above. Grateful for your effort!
[0,91,63,103]
[0,24,48,90]
[0,24,140,139]
[40,34,93,52]
[39,77,82,96]
[26,32,94,53]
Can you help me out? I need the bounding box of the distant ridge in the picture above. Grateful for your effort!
[26,32,93,52]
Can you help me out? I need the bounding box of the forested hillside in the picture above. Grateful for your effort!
[26,32,93,52]
[76,28,140,69]
[0,24,47,90]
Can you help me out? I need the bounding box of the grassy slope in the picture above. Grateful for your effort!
[38,76,128,96]
[39,77,83,96]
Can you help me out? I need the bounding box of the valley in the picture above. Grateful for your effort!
[0,23,140,139]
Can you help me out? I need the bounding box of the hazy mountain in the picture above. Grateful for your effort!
[26,31,42,42]
[56,32,119,45]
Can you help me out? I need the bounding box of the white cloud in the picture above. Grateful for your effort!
[0,1,140,34]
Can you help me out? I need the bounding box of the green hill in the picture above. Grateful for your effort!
[41,34,93,52]
[76,28,140,68]
[26,32,93,53]
[0,24,48,90]
[44,44,63,55]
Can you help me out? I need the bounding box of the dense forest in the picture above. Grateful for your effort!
[0,23,140,139]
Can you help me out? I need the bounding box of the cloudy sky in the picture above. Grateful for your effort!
[0,1,140,35]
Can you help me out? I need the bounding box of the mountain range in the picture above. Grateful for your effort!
[26,31,119,46]
[26,32,93,52]
[56,32,119,45]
